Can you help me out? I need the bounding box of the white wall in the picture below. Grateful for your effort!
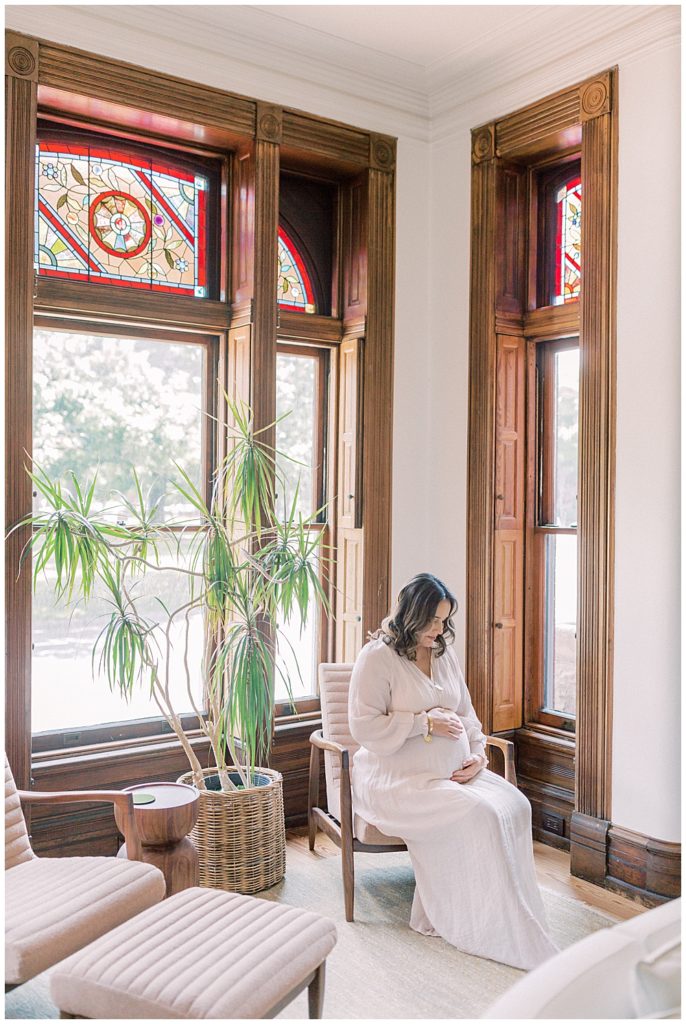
[612,44,680,842]
[427,42,681,843]
[6,6,680,843]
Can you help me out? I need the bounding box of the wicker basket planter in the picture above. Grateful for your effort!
[177,767,286,894]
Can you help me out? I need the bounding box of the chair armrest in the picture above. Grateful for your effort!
[18,789,142,861]
[484,736,517,786]
[309,729,350,767]
[308,729,354,841]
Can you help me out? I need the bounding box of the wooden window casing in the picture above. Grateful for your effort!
[468,70,617,869]
[6,33,395,847]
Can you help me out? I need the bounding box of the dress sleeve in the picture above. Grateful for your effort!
[452,647,488,758]
[349,644,426,754]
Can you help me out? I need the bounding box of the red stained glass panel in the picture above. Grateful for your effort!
[35,141,208,296]
[278,226,316,313]
[554,176,582,305]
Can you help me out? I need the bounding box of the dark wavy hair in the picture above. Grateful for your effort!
[375,573,457,661]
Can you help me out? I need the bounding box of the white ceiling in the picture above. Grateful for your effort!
[251,4,541,68]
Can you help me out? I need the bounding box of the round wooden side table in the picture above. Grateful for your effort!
[115,782,199,897]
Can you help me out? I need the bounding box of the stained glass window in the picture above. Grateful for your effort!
[35,141,208,296]
[278,226,316,313]
[554,176,582,305]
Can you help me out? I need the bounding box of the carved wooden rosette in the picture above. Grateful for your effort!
[256,103,283,145]
[5,32,38,790]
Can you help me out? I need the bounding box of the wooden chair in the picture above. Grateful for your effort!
[308,663,517,922]
[5,754,166,990]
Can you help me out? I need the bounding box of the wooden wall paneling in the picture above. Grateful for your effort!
[466,127,497,734]
[335,530,364,661]
[495,163,527,314]
[492,334,525,732]
[5,33,38,791]
[607,826,680,903]
[335,336,364,659]
[277,312,342,345]
[34,280,231,331]
[572,74,617,870]
[495,83,581,161]
[337,337,363,531]
[37,39,256,140]
[342,174,368,324]
[362,167,395,638]
[515,727,575,848]
[251,137,279,441]
[232,143,255,309]
[281,110,369,168]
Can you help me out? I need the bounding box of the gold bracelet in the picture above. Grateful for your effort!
[423,714,433,743]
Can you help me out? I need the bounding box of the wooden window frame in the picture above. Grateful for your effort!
[525,335,579,733]
[534,157,582,310]
[30,315,220,752]
[273,340,333,714]
[468,69,617,872]
[6,32,396,824]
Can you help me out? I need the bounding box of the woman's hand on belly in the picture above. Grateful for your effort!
[450,753,488,784]
[427,708,464,739]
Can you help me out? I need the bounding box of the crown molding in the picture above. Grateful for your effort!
[430,5,680,144]
[4,4,431,141]
[4,4,679,148]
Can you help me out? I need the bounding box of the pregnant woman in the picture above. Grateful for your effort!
[348,572,558,970]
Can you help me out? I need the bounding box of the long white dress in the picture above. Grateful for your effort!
[348,637,559,970]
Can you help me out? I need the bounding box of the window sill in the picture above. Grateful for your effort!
[518,723,576,750]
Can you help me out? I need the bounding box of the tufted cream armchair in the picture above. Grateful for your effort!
[5,754,166,989]
[308,663,517,922]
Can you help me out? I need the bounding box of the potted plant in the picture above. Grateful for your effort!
[14,400,327,893]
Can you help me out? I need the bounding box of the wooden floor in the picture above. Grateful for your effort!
[287,828,645,924]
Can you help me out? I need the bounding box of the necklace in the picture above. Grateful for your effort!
[416,650,444,690]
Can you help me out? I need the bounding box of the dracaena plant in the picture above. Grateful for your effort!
[14,400,328,792]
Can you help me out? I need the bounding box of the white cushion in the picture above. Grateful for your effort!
[631,936,681,1019]
[5,757,34,870]
[483,898,682,1020]
[5,855,166,984]
[50,886,337,1019]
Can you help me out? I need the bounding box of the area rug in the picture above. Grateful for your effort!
[5,846,615,1020]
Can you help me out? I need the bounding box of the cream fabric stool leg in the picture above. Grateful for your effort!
[50,886,337,1020]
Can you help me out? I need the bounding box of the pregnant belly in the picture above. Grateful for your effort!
[423,729,471,777]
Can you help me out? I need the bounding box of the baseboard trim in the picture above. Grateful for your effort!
[570,811,680,904]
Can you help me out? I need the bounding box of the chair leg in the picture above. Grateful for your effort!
[308,744,319,852]
[342,834,355,922]
[307,962,326,1019]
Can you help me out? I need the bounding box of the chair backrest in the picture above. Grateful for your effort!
[318,663,357,819]
[5,755,35,870]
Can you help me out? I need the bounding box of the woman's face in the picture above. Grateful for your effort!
[417,598,451,649]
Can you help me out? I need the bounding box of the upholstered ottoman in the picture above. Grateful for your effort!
[50,886,337,1019]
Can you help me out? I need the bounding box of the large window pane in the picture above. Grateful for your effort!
[275,586,319,703]
[275,352,318,518]
[32,537,204,733]
[32,327,206,733]
[552,347,579,527]
[274,350,324,700]
[543,533,577,716]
